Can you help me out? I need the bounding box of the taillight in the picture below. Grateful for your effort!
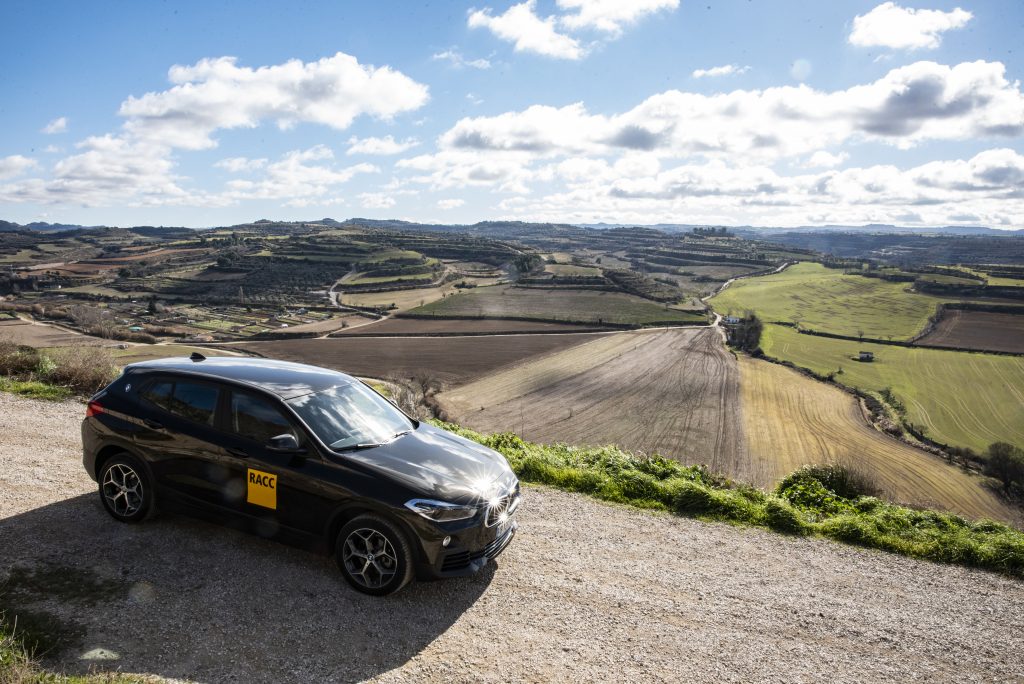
[86,400,104,418]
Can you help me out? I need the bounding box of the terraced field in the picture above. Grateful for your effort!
[917,310,1024,353]
[408,284,704,325]
[710,262,944,339]
[739,356,1017,523]
[439,328,746,474]
[762,324,1024,453]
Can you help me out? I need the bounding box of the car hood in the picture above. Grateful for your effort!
[337,422,516,503]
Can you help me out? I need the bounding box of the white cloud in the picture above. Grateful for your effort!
[431,49,491,69]
[806,151,850,168]
[468,1,584,60]
[359,192,397,209]
[1,52,425,208]
[556,0,678,36]
[215,157,268,172]
[850,3,972,50]
[692,64,750,79]
[790,58,812,82]
[120,52,429,150]
[223,145,378,202]
[437,198,465,209]
[0,155,38,180]
[42,117,68,134]
[430,61,1024,164]
[346,135,419,155]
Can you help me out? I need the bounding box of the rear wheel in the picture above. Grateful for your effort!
[98,453,152,523]
[335,514,414,596]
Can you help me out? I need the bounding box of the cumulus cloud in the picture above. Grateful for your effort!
[692,64,749,79]
[222,145,378,202]
[1,52,426,208]
[850,3,972,50]
[42,117,68,134]
[347,135,419,155]
[431,49,491,69]
[359,192,397,209]
[469,1,584,60]
[806,151,850,168]
[120,53,429,150]
[555,0,678,36]
[437,198,466,209]
[429,61,1024,164]
[0,155,38,180]
[215,157,268,172]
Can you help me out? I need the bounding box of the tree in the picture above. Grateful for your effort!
[730,312,763,353]
[984,442,1024,492]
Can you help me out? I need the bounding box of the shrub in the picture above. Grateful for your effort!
[984,442,1024,491]
[764,498,809,535]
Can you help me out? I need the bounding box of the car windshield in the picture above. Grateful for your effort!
[287,382,413,450]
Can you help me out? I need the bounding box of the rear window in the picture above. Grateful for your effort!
[141,378,219,426]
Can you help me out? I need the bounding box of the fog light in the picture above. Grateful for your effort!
[442,536,451,547]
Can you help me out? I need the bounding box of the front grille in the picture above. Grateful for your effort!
[440,526,516,572]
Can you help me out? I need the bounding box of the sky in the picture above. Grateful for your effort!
[1,0,1023,229]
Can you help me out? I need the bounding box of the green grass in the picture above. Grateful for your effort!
[436,422,1024,577]
[0,377,72,401]
[761,323,1024,453]
[408,284,704,325]
[345,271,437,285]
[710,262,947,340]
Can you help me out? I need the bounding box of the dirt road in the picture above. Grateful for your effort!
[440,327,747,476]
[2,392,1023,683]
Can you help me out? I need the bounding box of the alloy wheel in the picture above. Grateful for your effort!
[102,463,144,518]
[342,528,398,589]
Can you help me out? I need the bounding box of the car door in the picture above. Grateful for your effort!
[219,388,340,542]
[134,376,240,512]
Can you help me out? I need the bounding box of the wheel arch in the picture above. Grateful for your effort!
[326,504,423,563]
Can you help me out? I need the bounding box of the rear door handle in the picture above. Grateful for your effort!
[143,418,163,430]
[226,447,249,458]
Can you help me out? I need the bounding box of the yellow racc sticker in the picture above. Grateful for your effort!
[247,468,277,510]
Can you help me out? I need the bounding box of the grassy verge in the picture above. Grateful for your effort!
[0,377,73,401]
[0,621,145,683]
[435,422,1024,577]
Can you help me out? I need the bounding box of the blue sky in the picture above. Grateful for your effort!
[1,0,1023,228]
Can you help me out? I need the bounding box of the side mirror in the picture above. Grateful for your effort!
[266,433,305,453]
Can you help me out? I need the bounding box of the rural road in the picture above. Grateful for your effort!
[2,392,1023,683]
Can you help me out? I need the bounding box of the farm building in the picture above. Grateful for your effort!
[858,351,874,362]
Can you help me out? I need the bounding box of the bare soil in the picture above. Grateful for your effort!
[440,328,747,473]
[1,393,1023,683]
[235,332,607,385]
[917,309,1024,353]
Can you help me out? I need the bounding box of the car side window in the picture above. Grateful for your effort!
[230,391,297,444]
[141,378,218,426]
[139,380,174,412]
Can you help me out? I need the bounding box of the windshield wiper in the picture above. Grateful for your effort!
[333,430,411,452]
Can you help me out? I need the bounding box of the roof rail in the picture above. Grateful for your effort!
[190,351,206,362]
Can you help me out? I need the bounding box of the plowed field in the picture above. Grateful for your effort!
[439,328,747,474]
[739,357,1017,523]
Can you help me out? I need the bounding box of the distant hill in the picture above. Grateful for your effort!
[580,222,1023,236]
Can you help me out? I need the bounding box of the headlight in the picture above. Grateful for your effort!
[404,499,478,522]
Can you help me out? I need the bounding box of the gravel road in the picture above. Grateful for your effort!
[1,392,1023,683]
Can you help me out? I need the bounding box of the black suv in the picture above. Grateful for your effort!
[82,354,520,595]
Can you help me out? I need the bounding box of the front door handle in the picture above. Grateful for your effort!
[226,447,249,458]
[143,418,163,430]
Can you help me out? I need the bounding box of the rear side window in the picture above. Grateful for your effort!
[141,378,219,426]
[230,391,296,443]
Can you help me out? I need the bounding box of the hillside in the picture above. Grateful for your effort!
[3,393,1024,682]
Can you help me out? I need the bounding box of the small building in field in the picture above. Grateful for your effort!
[723,315,741,325]
[858,351,874,362]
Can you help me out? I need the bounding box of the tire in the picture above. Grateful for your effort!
[335,514,415,596]
[98,453,152,523]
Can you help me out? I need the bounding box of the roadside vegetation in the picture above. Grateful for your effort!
[0,340,116,400]
[436,422,1024,577]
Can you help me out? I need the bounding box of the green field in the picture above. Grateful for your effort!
[710,262,945,340]
[761,323,1024,453]
[407,284,706,325]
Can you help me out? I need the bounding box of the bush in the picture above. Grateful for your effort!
[984,442,1024,491]
[764,498,809,535]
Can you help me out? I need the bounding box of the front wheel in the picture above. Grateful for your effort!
[335,514,414,596]
[98,453,152,523]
